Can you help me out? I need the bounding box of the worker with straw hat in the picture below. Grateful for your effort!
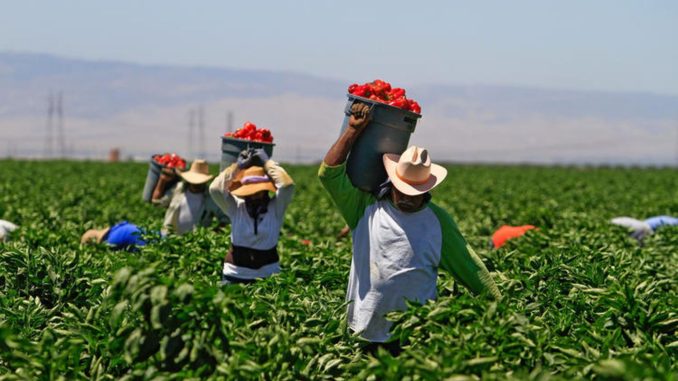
[81,159,225,249]
[153,159,229,235]
[210,148,295,284]
[319,102,500,347]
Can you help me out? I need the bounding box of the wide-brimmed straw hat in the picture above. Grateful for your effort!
[230,166,276,197]
[81,227,110,244]
[179,159,214,185]
[383,146,447,196]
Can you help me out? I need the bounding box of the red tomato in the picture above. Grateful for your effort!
[227,122,275,143]
[409,100,421,114]
[347,80,419,113]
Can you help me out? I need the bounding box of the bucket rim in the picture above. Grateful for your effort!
[149,153,187,171]
[346,93,422,118]
[221,136,276,147]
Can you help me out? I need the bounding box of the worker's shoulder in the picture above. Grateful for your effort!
[425,201,458,226]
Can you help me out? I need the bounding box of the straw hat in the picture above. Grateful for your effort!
[383,146,447,196]
[81,227,110,244]
[230,166,276,197]
[179,159,214,185]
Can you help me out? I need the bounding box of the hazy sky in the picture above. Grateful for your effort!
[2,1,677,95]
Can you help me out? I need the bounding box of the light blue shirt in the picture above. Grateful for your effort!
[105,221,148,249]
[643,216,678,231]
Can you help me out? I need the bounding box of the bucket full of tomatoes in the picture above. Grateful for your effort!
[141,153,187,202]
[341,80,422,193]
[221,122,275,171]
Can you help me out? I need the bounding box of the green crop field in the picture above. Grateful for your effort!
[0,160,676,380]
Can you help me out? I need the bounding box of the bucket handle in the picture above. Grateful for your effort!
[344,97,376,116]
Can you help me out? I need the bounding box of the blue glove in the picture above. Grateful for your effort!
[252,148,270,165]
[237,148,270,169]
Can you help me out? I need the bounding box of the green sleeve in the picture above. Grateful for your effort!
[428,202,501,300]
[317,161,375,230]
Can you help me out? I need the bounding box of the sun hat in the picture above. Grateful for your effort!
[81,227,110,244]
[230,166,277,197]
[179,159,214,185]
[382,146,447,196]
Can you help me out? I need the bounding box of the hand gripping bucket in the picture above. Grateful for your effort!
[220,137,275,171]
[141,156,179,202]
[341,94,421,193]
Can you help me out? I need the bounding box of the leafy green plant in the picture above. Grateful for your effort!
[0,160,675,380]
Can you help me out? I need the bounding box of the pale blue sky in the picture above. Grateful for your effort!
[2,0,677,95]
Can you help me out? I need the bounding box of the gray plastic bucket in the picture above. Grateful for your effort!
[220,137,275,171]
[141,156,179,202]
[341,94,421,193]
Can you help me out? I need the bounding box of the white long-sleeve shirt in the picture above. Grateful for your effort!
[209,161,295,279]
[0,220,18,242]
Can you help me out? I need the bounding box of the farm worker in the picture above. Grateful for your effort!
[611,215,678,243]
[81,221,153,250]
[644,215,678,230]
[318,102,501,344]
[491,225,537,249]
[209,148,295,284]
[153,159,229,235]
[0,220,18,242]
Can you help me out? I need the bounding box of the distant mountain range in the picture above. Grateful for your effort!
[1,51,676,165]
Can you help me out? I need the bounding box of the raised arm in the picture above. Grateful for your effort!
[318,102,375,229]
[264,160,295,216]
[323,102,371,166]
[209,163,239,217]
[151,168,178,208]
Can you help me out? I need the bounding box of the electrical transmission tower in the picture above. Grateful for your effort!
[198,106,205,159]
[227,111,234,133]
[188,109,196,159]
[44,92,54,158]
[56,91,66,158]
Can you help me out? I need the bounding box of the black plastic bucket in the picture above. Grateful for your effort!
[341,94,421,193]
[220,137,275,171]
[141,156,179,202]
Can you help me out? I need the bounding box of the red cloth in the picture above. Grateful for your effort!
[491,225,536,249]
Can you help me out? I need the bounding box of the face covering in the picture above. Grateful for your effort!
[375,179,431,206]
[245,193,270,235]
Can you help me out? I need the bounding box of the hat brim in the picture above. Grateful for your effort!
[231,181,277,197]
[383,153,448,196]
[81,227,110,244]
[179,172,214,185]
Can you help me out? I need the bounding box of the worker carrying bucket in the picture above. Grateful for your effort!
[319,100,500,350]
[153,159,229,235]
[210,147,295,285]
[341,80,422,193]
